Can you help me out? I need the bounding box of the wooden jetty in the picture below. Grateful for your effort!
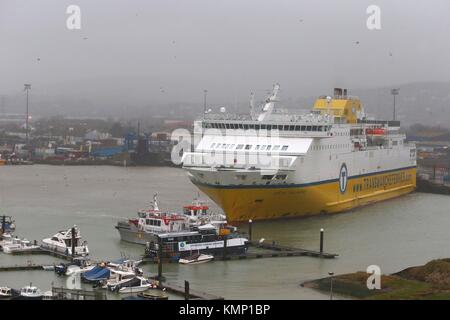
[159,281,224,300]
[10,247,83,261]
[0,264,50,271]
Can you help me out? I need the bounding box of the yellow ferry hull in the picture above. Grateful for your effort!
[193,167,416,222]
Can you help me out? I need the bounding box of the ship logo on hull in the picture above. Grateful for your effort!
[339,163,348,194]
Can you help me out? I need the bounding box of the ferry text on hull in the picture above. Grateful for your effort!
[182,85,417,222]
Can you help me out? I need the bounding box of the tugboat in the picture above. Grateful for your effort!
[41,225,89,257]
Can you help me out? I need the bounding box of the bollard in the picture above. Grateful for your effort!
[223,235,228,260]
[320,228,324,255]
[248,219,252,242]
[157,236,163,280]
[71,227,76,258]
[184,280,190,300]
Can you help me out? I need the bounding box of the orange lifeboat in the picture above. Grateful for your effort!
[366,128,385,135]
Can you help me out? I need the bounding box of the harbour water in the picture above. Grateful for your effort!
[1,165,450,299]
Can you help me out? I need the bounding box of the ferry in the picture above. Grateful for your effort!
[182,85,417,222]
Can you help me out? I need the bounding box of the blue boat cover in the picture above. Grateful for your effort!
[83,267,110,282]
[82,265,102,278]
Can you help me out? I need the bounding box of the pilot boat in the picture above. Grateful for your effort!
[116,194,234,246]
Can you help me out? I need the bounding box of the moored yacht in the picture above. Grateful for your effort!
[41,225,89,257]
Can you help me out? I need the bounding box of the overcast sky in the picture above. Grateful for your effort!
[1,0,450,112]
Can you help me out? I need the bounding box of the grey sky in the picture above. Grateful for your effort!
[1,0,450,113]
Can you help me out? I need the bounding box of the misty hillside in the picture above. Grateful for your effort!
[2,82,449,128]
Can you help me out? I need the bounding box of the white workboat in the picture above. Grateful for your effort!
[15,285,44,300]
[179,253,214,265]
[41,225,89,257]
[2,238,40,254]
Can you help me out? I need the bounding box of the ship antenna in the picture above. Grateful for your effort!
[153,193,159,211]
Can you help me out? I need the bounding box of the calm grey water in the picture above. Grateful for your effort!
[1,165,450,299]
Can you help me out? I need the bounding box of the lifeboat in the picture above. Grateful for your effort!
[366,128,385,135]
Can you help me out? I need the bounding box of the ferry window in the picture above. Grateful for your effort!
[210,143,216,148]
[284,125,290,130]
[301,126,306,131]
[275,174,287,180]
[260,145,266,151]
[261,124,266,129]
[267,125,272,130]
[262,175,274,180]
[273,145,280,151]
[306,126,312,131]
[281,145,289,151]
[244,124,249,130]
[312,126,317,131]
[249,124,255,129]
[295,125,300,130]
[266,145,272,151]
[255,125,260,130]
[236,144,244,150]
[255,145,260,150]
[289,125,295,130]
[278,125,283,130]
[245,145,252,150]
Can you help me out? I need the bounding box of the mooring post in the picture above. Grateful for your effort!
[223,234,228,260]
[71,227,76,258]
[320,228,324,255]
[1,215,5,234]
[248,219,252,242]
[184,280,190,300]
[157,235,163,280]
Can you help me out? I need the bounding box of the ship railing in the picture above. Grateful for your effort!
[182,152,296,170]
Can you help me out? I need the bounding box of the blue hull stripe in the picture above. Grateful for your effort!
[192,165,416,190]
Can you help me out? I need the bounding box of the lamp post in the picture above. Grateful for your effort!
[203,89,208,115]
[24,84,31,146]
[391,88,399,121]
[328,272,334,300]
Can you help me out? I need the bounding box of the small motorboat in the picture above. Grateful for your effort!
[111,276,153,294]
[179,253,214,265]
[103,269,136,290]
[137,289,169,300]
[0,287,20,299]
[2,238,40,254]
[65,257,95,276]
[13,285,44,300]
